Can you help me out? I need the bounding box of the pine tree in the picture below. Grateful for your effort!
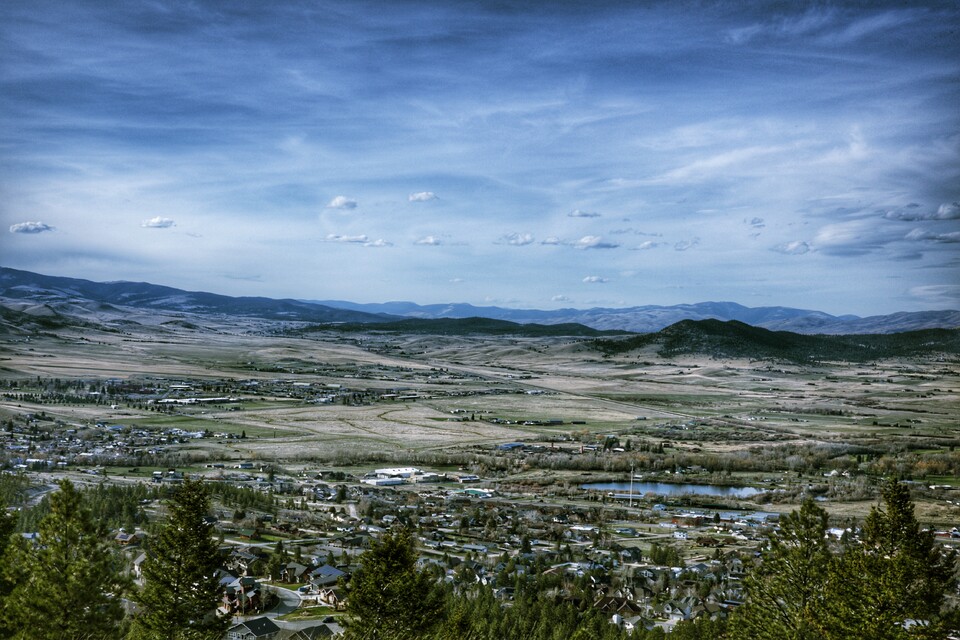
[266,539,288,580]
[131,478,227,640]
[3,479,126,640]
[728,498,831,640]
[819,478,959,639]
[344,528,444,640]
[0,507,19,639]
[672,615,728,639]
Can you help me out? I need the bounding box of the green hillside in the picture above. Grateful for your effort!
[593,319,960,362]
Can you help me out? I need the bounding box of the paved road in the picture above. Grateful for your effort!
[264,584,302,617]
[232,584,301,626]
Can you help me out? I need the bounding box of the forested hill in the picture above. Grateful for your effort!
[292,316,626,337]
[592,319,960,362]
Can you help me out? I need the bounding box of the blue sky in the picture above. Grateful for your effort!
[2,1,958,316]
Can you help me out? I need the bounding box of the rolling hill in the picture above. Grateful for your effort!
[592,319,960,363]
[0,267,397,325]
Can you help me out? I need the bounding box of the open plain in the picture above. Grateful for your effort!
[2,311,959,523]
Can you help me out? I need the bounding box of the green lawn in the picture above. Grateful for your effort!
[276,605,338,621]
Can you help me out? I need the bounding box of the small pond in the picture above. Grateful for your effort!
[581,481,761,499]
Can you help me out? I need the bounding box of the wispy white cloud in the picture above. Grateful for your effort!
[9,221,54,234]
[772,240,811,255]
[829,9,920,44]
[552,294,571,302]
[142,216,175,228]
[498,232,535,246]
[631,240,662,250]
[674,238,700,251]
[415,235,442,245]
[813,220,902,256]
[937,202,960,220]
[326,234,391,247]
[541,237,562,245]
[568,209,600,218]
[905,229,960,244]
[640,120,754,151]
[884,201,960,221]
[652,145,787,183]
[326,234,368,244]
[409,191,437,202]
[582,276,608,283]
[728,7,834,44]
[574,235,619,249]
[908,285,960,307]
[327,196,357,210]
[611,228,664,238]
[724,7,912,47]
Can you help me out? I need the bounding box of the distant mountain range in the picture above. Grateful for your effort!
[309,299,960,335]
[2,266,958,335]
[0,267,395,325]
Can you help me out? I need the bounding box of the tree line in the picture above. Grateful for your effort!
[729,479,959,640]
[0,478,227,640]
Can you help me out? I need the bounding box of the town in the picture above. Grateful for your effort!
[3,366,960,637]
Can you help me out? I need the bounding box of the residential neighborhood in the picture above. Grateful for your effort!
[3,370,958,637]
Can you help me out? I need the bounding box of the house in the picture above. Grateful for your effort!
[621,614,644,632]
[114,531,141,545]
[282,561,310,583]
[275,622,344,639]
[318,586,347,610]
[462,543,488,555]
[132,552,147,580]
[227,616,280,640]
[223,576,263,615]
[309,564,346,588]
[662,600,694,621]
[217,568,238,588]
[229,547,268,576]
[593,596,642,616]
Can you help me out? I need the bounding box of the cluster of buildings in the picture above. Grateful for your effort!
[136,465,786,635]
